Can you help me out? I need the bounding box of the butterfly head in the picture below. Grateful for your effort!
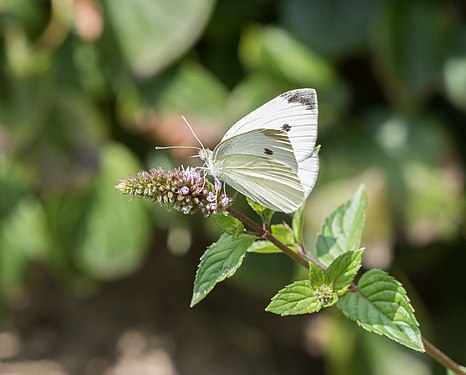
[198,148,222,178]
[198,147,212,163]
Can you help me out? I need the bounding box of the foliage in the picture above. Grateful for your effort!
[0,0,465,373]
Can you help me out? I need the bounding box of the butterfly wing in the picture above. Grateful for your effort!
[212,129,308,212]
[218,154,305,213]
[214,128,299,172]
[222,88,318,162]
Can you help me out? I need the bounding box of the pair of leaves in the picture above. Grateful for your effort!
[266,249,364,315]
[267,185,424,352]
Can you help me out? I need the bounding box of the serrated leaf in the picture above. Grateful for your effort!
[337,269,424,352]
[247,240,281,254]
[246,197,275,224]
[316,185,367,266]
[309,262,327,289]
[292,204,305,245]
[266,280,322,316]
[271,224,294,245]
[211,214,244,235]
[191,233,255,306]
[326,248,364,295]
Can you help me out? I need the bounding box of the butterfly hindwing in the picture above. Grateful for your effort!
[217,154,305,213]
[214,128,298,173]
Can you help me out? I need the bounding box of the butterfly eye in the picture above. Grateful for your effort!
[264,148,273,156]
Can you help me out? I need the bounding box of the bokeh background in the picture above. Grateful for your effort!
[1,0,465,374]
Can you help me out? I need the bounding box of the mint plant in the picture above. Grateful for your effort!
[117,170,465,375]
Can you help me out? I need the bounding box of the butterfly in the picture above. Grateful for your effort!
[158,89,319,213]
[197,89,319,213]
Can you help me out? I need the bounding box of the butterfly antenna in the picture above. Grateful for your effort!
[181,115,205,149]
[154,145,200,150]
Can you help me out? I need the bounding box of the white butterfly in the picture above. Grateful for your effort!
[197,88,319,213]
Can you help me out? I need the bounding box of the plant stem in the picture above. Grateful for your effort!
[227,207,466,375]
[423,337,466,375]
[228,208,308,268]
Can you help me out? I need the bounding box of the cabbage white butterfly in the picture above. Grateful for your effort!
[159,89,319,213]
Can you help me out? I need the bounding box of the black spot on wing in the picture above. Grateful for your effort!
[281,123,291,132]
[282,89,317,110]
[264,148,273,155]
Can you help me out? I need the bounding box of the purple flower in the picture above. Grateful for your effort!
[116,167,234,217]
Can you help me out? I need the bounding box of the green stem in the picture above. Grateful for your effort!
[227,208,466,375]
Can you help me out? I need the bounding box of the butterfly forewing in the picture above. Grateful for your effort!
[222,88,318,162]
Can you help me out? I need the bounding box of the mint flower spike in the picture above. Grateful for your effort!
[116,167,233,217]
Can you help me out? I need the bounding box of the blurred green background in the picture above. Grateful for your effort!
[0,0,465,374]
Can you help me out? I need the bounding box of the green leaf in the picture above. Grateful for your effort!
[271,224,294,245]
[239,25,336,88]
[281,0,385,59]
[316,185,367,266]
[211,214,244,235]
[266,280,322,316]
[77,143,151,279]
[309,262,327,289]
[246,197,275,225]
[370,0,446,102]
[337,269,424,352]
[104,0,214,77]
[292,204,305,245]
[191,233,255,306]
[326,249,364,295]
[247,240,281,254]
[156,62,228,122]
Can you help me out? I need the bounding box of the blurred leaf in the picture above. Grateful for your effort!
[226,74,290,123]
[0,197,49,296]
[338,269,424,352]
[326,248,364,295]
[443,56,466,113]
[156,61,228,122]
[443,27,466,113]
[240,25,336,88]
[210,214,244,235]
[371,0,447,103]
[0,158,25,218]
[266,279,321,316]
[281,0,386,58]
[76,143,151,279]
[191,232,255,306]
[316,185,367,266]
[104,0,215,77]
